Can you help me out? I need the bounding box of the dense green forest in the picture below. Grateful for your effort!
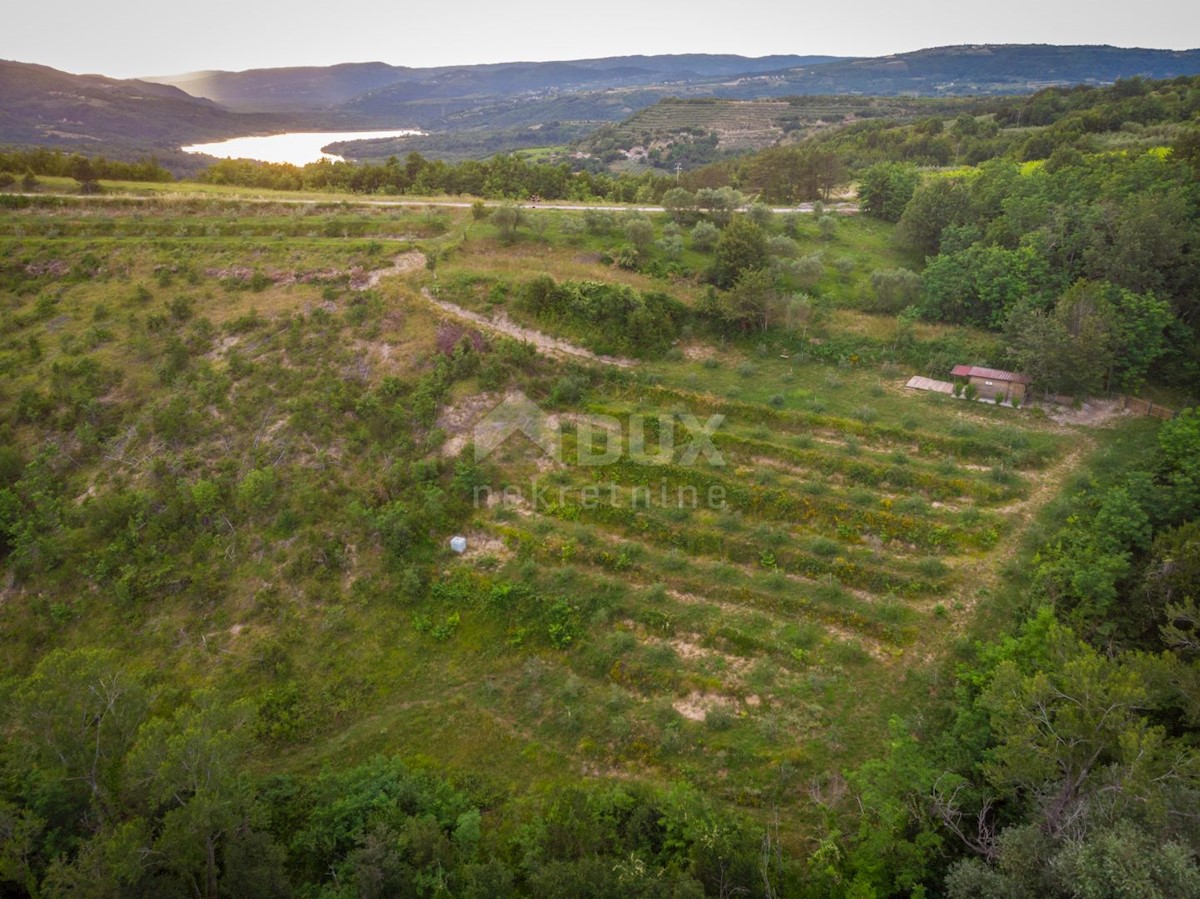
[1,71,1198,899]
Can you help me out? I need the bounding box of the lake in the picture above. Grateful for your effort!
[181,130,425,166]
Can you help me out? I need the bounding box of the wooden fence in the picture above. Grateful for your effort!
[1120,395,1179,420]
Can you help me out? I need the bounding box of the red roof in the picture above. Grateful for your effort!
[950,365,1031,385]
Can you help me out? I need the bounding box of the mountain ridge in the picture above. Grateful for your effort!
[3,45,1199,170]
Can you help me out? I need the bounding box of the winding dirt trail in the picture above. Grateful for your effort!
[355,248,428,289]
[422,288,634,368]
[356,249,633,368]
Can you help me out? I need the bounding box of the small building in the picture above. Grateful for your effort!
[950,365,1031,404]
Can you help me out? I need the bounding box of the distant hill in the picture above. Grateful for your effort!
[150,45,1200,140]
[146,55,842,113]
[4,45,1199,171]
[706,44,1200,97]
[0,59,282,161]
[144,62,417,113]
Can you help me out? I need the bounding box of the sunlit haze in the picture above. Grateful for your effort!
[4,0,1199,77]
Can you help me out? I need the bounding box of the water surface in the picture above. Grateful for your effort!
[181,130,424,165]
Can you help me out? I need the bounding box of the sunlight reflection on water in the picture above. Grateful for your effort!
[181,130,424,165]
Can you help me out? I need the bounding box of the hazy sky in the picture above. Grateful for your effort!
[5,0,1199,77]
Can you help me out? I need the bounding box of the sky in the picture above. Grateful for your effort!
[5,0,1199,77]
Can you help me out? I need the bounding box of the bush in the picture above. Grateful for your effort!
[690,220,719,252]
[583,208,614,234]
[746,203,774,227]
[517,276,685,356]
[623,216,655,250]
[869,268,922,313]
[767,235,799,258]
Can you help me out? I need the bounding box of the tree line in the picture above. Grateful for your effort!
[859,133,1200,395]
[0,148,174,184]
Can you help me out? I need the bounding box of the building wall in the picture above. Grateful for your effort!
[968,376,1025,403]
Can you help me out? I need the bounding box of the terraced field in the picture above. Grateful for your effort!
[435,366,1066,809]
[0,192,1078,851]
[585,96,939,153]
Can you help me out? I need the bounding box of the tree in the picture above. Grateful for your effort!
[711,217,768,289]
[662,187,697,224]
[922,244,1054,329]
[690,220,719,252]
[582,208,614,235]
[12,649,149,824]
[695,186,743,227]
[1053,280,1116,391]
[746,146,846,203]
[897,176,974,257]
[125,692,256,899]
[857,163,920,222]
[622,216,655,251]
[1083,192,1190,298]
[870,268,922,313]
[722,268,781,332]
[71,156,101,194]
[1157,408,1200,521]
[746,202,774,228]
[491,204,523,242]
[1102,283,1173,391]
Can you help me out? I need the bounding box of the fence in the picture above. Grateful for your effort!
[1120,395,1179,420]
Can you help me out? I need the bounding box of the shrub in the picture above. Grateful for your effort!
[583,208,614,234]
[809,536,840,557]
[623,216,655,250]
[705,707,735,730]
[767,235,798,258]
[746,203,774,227]
[870,268,921,313]
[690,220,719,252]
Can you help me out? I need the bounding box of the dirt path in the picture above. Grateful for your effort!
[353,248,427,289]
[354,249,634,367]
[422,288,634,367]
[31,191,857,216]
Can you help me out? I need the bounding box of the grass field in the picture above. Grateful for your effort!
[0,187,1116,855]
